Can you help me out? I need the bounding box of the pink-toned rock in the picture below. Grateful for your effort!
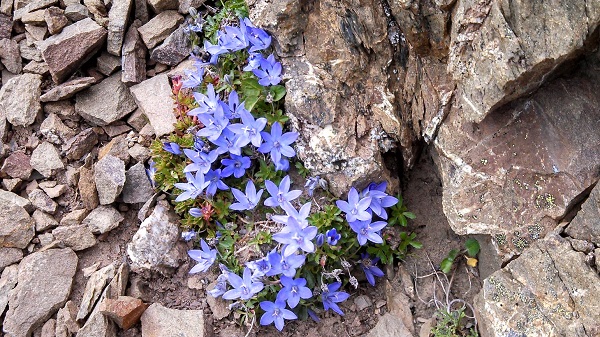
[99,296,148,329]
[1,151,32,179]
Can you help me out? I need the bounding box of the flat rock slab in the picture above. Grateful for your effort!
[130,74,176,137]
[40,77,96,102]
[0,248,23,271]
[75,72,137,125]
[1,150,32,179]
[39,18,107,83]
[77,263,116,321]
[0,38,22,74]
[0,73,42,127]
[3,248,77,337]
[434,56,600,260]
[141,303,209,337]
[52,225,97,251]
[475,233,600,336]
[150,24,190,66]
[0,264,18,317]
[106,0,132,55]
[137,10,183,49]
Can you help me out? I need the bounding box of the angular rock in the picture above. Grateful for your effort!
[177,0,203,15]
[0,3,12,18]
[475,233,600,336]
[106,0,132,55]
[0,189,34,213]
[41,319,56,337]
[40,113,76,144]
[59,209,89,226]
[121,21,146,85]
[44,6,68,34]
[0,38,22,74]
[31,141,64,177]
[64,3,89,21]
[82,0,108,26]
[127,201,182,273]
[29,188,58,214]
[122,162,154,204]
[77,263,116,321]
[63,128,98,161]
[146,0,175,13]
[94,154,126,205]
[75,72,137,125]
[23,60,50,74]
[52,225,96,251]
[0,198,35,249]
[1,150,32,179]
[98,135,130,164]
[45,100,78,121]
[2,178,22,192]
[33,209,59,231]
[39,18,107,83]
[0,73,42,127]
[13,0,58,20]
[137,10,183,49]
[19,39,43,62]
[128,143,150,163]
[103,123,131,137]
[40,77,96,102]
[3,248,77,337]
[76,311,116,337]
[205,283,230,320]
[99,296,148,329]
[141,303,209,337]
[22,10,46,25]
[105,262,129,300]
[55,301,79,337]
[0,264,18,317]
[565,183,600,244]
[434,55,600,260]
[96,52,121,75]
[79,163,100,210]
[0,248,23,271]
[126,108,148,131]
[150,24,190,66]
[130,74,176,137]
[366,313,413,337]
[82,205,124,234]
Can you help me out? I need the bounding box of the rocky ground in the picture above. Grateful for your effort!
[1,0,600,337]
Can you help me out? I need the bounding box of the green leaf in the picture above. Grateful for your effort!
[241,78,263,97]
[447,249,459,261]
[269,85,286,101]
[440,257,455,274]
[409,241,423,249]
[403,212,416,219]
[464,238,480,257]
[244,95,259,112]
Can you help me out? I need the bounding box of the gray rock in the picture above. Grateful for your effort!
[0,248,23,272]
[1,150,32,180]
[31,141,64,177]
[353,295,372,311]
[40,77,96,102]
[137,10,183,49]
[55,301,79,337]
[127,201,182,273]
[64,3,90,21]
[41,183,66,198]
[0,198,35,249]
[59,209,89,226]
[44,6,68,35]
[565,182,600,244]
[96,52,121,75]
[146,0,175,13]
[0,264,18,317]
[29,189,58,214]
[2,178,22,192]
[38,232,55,246]
[126,108,148,131]
[33,210,59,231]
[75,311,116,337]
[98,135,130,164]
[0,73,42,127]
[122,162,154,204]
[141,303,210,337]
[128,144,151,163]
[106,262,129,299]
[106,0,132,55]
[0,189,34,213]
[19,39,43,62]
[39,18,107,83]
[121,21,146,85]
[150,24,190,66]
[0,1,12,16]
[130,74,177,137]
[23,60,50,75]
[0,38,22,74]
[177,0,203,15]
[103,123,131,137]
[205,282,230,320]
[77,263,116,321]
[94,154,126,205]
[3,248,77,337]
[75,72,137,125]
[52,225,96,251]
[366,313,413,337]
[41,319,56,337]
[39,113,76,144]
[63,128,98,161]
[82,205,124,234]
[23,11,47,25]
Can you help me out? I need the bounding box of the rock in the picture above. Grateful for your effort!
[82,0,108,26]
[137,10,183,49]
[13,0,58,20]
[40,113,76,144]
[121,21,146,85]
[127,201,182,273]
[29,189,58,214]
[177,0,203,15]
[45,100,78,121]
[96,52,121,75]
[0,198,35,249]
[3,248,77,337]
[0,248,23,271]
[41,319,56,337]
[128,144,150,163]
[141,303,210,337]
[1,150,32,179]
[82,205,124,234]
[434,55,600,260]
[77,263,116,321]
[126,108,148,131]
[106,0,132,55]
[0,4,11,18]
[205,283,230,320]
[130,74,176,137]
[75,72,137,125]
[31,141,64,177]
[122,162,154,204]
[353,295,372,311]
[23,60,50,74]
[0,73,42,127]
[448,1,600,124]
[150,24,190,66]
[2,178,22,192]
[565,182,600,243]
[22,10,46,25]
[79,162,100,210]
[385,279,414,335]
[39,18,107,83]
[106,262,129,299]
[64,3,89,21]
[98,135,130,164]
[474,233,600,336]
[41,183,66,198]
[55,301,79,337]
[0,38,22,74]
[146,0,175,13]
[103,123,131,137]
[19,39,43,62]
[94,154,126,205]
[40,77,96,102]
[52,225,96,251]
[33,210,59,231]
[44,6,68,34]
[99,296,148,329]
[366,313,413,337]
[0,264,18,317]
[59,209,89,226]
[0,189,34,213]
[75,311,116,337]
[63,128,98,161]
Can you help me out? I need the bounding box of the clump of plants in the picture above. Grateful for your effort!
[148,0,420,331]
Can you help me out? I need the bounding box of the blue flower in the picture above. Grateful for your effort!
[230,180,264,211]
[173,171,210,202]
[349,219,387,245]
[246,256,271,279]
[243,52,264,72]
[361,182,398,220]
[188,239,217,274]
[145,160,157,188]
[304,176,321,197]
[181,64,204,89]
[321,282,350,316]
[218,22,249,51]
[222,267,264,300]
[277,276,312,308]
[258,122,298,165]
[222,90,247,119]
[228,109,267,147]
[203,40,228,64]
[272,202,311,228]
[326,228,341,246]
[266,250,305,277]
[162,142,182,155]
[193,136,205,152]
[243,18,271,52]
[259,299,297,331]
[211,128,243,156]
[315,233,325,247]
[272,217,318,256]
[253,54,282,86]
[181,229,197,241]
[264,175,302,209]
[196,106,230,141]
[360,253,384,286]
[275,158,290,171]
[335,187,372,222]
[183,149,219,174]
[189,83,221,116]
[221,154,251,178]
[205,169,228,197]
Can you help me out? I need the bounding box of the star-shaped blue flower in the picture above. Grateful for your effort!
[359,253,384,286]
[259,299,297,331]
[258,122,298,166]
[222,267,264,300]
[174,171,210,202]
[277,276,312,309]
[189,83,221,116]
[335,187,372,223]
[253,54,282,86]
[349,219,387,245]
[221,154,251,178]
[264,175,302,209]
[321,282,350,316]
[272,217,317,256]
[230,180,264,211]
[228,109,267,147]
[188,239,217,274]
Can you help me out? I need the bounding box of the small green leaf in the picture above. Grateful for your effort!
[241,78,263,97]
[464,238,480,257]
[409,241,423,249]
[440,257,454,274]
[244,95,259,112]
[447,249,459,261]
[403,212,416,219]
[269,85,286,101]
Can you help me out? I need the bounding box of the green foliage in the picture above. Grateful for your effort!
[431,307,479,337]
[440,249,459,274]
[388,194,416,227]
[464,238,480,257]
[440,238,480,274]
